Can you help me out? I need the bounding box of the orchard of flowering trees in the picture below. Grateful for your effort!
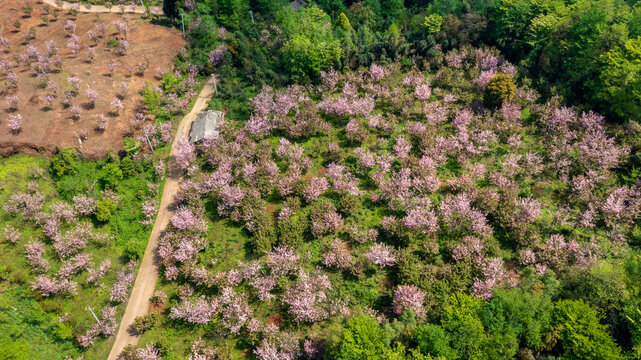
[2,0,640,358]
[0,0,186,158]
[131,45,641,359]
[0,147,163,358]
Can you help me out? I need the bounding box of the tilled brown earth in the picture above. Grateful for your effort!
[0,0,184,158]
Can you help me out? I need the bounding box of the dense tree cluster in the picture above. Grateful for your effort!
[174,0,641,124]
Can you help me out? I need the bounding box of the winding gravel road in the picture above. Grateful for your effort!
[107,76,216,359]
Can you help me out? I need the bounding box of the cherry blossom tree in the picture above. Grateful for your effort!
[140,199,158,225]
[393,136,411,159]
[31,276,77,297]
[472,258,507,300]
[106,63,116,77]
[170,296,217,324]
[266,245,300,277]
[67,76,81,92]
[25,240,49,273]
[171,205,198,231]
[393,285,426,318]
[452,236,485,265]
[136,344,161,360]
[7,114,23,134]
[369,63,385,81]
[175,139,196,172]
[119,82,128,98]
[110,97,124,115]
[439,193,492,238]
[96,114,109,132]
[7,72,18,88]
[85,87,98,107]
[366,243,397,267]
[112,20,130,37]
[282,270,332,323]
[5,95,19,111]
[70,105,82,120]
[415,83,432,100]
[208,44,226,67]
[43,95,55,109]
[602,186,641,228]
[109,260,137,303]
[64,20,76,35]
[67,34,80,55]
[401,206,439,235]
[0,36,9,52]
[310,201,343,237]
[321,239,353,269]
[3,226,20,244]
[303,177,329,203]
[44,40,58,57]
[57,253,91,279]
[116,39,129,56]
[87,29,99,44]
[87,259,111,285]
[4,190,43,219]
[77,305,117,347]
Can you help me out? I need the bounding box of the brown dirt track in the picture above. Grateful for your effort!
[107,76,216,360]
[0,0,184,158]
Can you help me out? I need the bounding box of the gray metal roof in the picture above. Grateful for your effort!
[289,0,307,10]
[189,110,223,143]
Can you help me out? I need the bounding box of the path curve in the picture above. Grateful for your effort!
[42,0,163,14]
[107,76,216,360]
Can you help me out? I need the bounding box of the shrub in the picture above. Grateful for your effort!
[95,199,117,222]
[277,214,308,248]
[23,4,33,16]
[333,315,389,360]
[0,265,11,282]
[150,290,167,306]
[252,212,276,253]
[339,194,361,215]
[50,148,77,177]
[130,313,158,334]
[120,156,137,177]
[99,162,123,189]
[480,286,553,352]
[119,345,138,360]
[52,322,73,341]
[395,248,427,287]
[141,82,171,122]
[483,73,515,108]
[123,138,141,154]
[124,238,146,260]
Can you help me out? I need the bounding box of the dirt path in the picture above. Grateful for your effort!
[107,76,216,360]
[42,0,163,14]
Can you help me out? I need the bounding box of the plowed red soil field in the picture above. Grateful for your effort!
[0,0,184,158]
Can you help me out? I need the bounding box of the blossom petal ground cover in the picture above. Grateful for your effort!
[133,47,641,359]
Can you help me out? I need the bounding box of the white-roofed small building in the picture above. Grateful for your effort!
[189,110,223,143]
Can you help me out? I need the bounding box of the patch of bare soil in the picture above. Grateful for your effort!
[0,0,184,158]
